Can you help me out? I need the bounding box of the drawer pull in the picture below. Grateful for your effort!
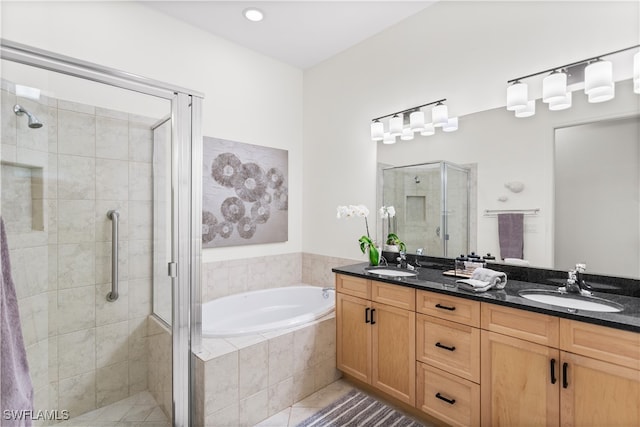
[435,342,456,352]
[371,308,376,325]
[435,393,456,405]
[365,307,371,324]
[550,358,557,385]
[562,362,569,389]
[435,303,456,311]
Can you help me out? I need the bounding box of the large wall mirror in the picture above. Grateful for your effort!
[377,79,640,279]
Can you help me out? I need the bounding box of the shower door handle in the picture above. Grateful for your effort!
[106,210,120,302]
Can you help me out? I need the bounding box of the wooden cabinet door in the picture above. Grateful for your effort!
[560,351,640,427]
[336,292,371,383]
[481,330,560,427]
[371,301,416,405]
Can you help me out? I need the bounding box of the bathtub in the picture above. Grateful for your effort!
[202,285,335,338]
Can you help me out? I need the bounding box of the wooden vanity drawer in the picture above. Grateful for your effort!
[416,314,480,383]
[416,362,480,427]
[336,274,370,299]
[372,281,415,311]
[560,319,640,370]
[481,303,559,347]
[417,290,480,327]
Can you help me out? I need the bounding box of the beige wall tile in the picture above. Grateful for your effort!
[57,200,95,243]
[57,242,95,289]
[239,342,268,399]
[57,109,95,157]
[129,162,152,201]
[239,389,268,427]
[204,352,239,414]
[58,328,96,379]
[96,321,129,368]
[96,116,128,160]
[96,360,129,407]
[57,154,95,200]
[95,281,129,326]
[58,371,96,418]
[57,286,95,334]
[95,158,129,200]
[267,377,293,417]
[268,333,293,385]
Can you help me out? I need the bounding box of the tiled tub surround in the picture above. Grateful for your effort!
[194,314,339,427]
[201,252,358,302]
[1,79,159,422]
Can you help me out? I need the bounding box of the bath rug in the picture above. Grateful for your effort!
[295,389,426,427]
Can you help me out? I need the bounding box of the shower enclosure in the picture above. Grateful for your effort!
[0,40,201,426]
[382,161,470,258]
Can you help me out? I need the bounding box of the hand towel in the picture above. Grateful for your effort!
[1,217,34,427]
[498,213,524,260]
[456,267,508,292]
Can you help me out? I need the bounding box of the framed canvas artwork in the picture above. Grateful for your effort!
[202,136,288,248]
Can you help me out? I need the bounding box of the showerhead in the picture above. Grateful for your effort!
[13,104,43,129]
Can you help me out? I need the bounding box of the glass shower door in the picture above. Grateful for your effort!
[0,41,201,427]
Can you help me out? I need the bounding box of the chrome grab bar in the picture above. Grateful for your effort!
[106,210,120,302]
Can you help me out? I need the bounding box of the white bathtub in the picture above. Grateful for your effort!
[202,285,335,338]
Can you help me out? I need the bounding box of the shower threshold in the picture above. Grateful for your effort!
[54,391,169,426]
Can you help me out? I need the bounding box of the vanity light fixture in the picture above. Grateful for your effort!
[370,98,457,142]
[506,44,640,118]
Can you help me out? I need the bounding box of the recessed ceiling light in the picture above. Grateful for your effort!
[243,8,264,22]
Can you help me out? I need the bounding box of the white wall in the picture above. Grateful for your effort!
[1,1,304,262]
[303,1,640,262]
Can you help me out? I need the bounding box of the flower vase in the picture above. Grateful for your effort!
[384,244,400,253]
[368,245,381,266]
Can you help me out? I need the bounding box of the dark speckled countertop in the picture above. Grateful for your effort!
[333,262,640,333]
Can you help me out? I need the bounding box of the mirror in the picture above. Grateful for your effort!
[381,161,475,258]
[377,79,640,279]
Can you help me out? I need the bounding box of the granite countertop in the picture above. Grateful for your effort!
[333,263,640,333]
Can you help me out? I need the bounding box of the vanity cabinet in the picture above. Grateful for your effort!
[481,304,640,427]
[415,290,481,427]
[335,274,416,405]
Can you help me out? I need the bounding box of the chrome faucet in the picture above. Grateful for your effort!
[561,263,592,296]
[397,251,408,269]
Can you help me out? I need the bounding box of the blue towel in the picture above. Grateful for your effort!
[1,217,34,426]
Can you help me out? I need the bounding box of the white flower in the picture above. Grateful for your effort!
[336,205,351,219]
[353,205,369,217]
[379,205,396,219]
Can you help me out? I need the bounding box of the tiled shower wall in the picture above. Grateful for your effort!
[1,80,157,421]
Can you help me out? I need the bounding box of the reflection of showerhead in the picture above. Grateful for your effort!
[13,104,43,129]
[414,176,421,184]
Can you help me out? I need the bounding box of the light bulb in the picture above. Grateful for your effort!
[515,100,535,118]
[587,85,615,103]
[389,114,403,137]
[549,92,572,111]
[383,132,396,144]
[506,81,528,111]
[420,123,435,136]
[542,71,567,104]
[370,121,384,141]
[442,117,458,132]
[409,111,425,132]
[584,60,613,95]
[432,104,448,127]
[400,127,414,141]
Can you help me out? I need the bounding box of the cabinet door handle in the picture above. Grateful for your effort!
[365,307,370,324]
[562,362,569,388]
[435,393,456,405]
[435,342,456,352]
[550,358,557,384]
[370,308,376,325]
[435,303,456,311]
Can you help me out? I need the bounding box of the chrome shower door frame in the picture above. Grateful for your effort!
[1,39,203,427]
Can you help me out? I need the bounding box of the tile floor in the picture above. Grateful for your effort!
[55,391,170,427]
[54,379,428,427]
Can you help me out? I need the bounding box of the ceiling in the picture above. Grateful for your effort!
[144,1,436,69]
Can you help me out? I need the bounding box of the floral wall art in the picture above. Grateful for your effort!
[202,136,288,248]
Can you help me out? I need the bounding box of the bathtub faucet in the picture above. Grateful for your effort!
[322,287,335,299]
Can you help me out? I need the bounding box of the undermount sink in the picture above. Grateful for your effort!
[364,266,418,278]
[518,289,624,313]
